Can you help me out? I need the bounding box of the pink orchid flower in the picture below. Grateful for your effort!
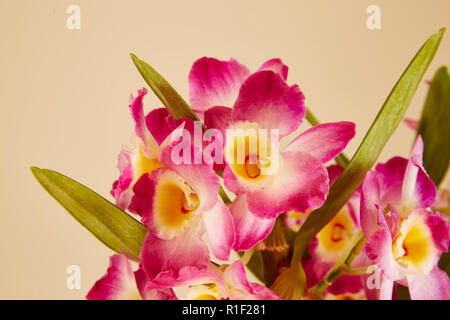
[302,165,366,298]
[131,135,235,280]
[188,57,356,250]
[360,136,450,300]
[86,254,176,300]
[146,261,281,300]
[111,88,235,280]
[403,117,450,222]
[110,88,181,212]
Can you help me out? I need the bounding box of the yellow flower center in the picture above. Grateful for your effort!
[132,144,164,181]
[392,213,437,274]
[156,183,197,227]
[225,122,275,184]
[316,208,354,260]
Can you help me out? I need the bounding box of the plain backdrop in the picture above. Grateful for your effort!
[0,0,449,299]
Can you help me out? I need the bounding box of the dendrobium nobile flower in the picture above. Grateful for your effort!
[188,57,356,250]
[361,136,450,300]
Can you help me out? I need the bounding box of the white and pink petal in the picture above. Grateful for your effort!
[284,122,356,164]
[407,267,450,300]
[229,195,275,251]
[140,224,210,281]
[258,58,289,80]
[232,70,306,138]
[189,57,250,111]
[129,88,160,158]
[244,151,329,219]
[86,254,139,300]
[203,201,236,261]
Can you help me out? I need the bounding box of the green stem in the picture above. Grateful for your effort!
[305,109,320,126]
[341,265,372,276]
[218,186,232,206]
[313,231,366,296]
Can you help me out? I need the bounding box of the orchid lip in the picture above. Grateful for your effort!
[391,212,439,274]
[182,192,200,213]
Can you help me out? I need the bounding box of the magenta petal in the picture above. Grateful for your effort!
[409,164,437,209]
[189,57,250,111]
[407,267,450,300]
[147,265,224,293]
[327,164,344,186]
[327,274,365,297]
[129,88,159,158]
[203,106,231,171]
[246,151,329,219]
[145,108,184,145]
[425,211,450,252]
[129,173,155,222]
[401,136,437,208]
[232,70,306,138]
[203,106,233,130]
[86,254,135,300]
[134,267,177,300]
[203,201,235,261]
[258,58,289,80]
[130,88,149,143]
[360,171,383,239]
[111,149,134,211]
[229,195,275,251]
[284,122,356,164]
[375,157,408,198]
[141,229,210,280]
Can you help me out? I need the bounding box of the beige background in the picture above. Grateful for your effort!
[0,0,449,299]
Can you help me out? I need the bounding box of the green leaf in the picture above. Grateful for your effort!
[417,66,450,186]
[130,53,203,125]
[282,28,445,300]
[30,167,146,262]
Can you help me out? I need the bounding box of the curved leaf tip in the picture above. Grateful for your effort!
[30,166,147,262]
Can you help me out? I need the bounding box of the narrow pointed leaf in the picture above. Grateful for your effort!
[130,53,202,124]
[31,167,146,262]
[417,66,450,186]
[287,28,445,299]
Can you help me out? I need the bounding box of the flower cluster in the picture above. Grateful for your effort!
[87,57,449,300]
